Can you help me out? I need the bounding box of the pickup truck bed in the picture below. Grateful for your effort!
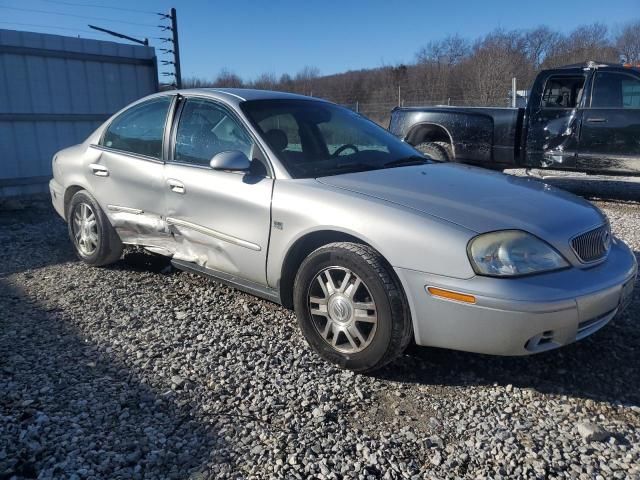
[390,106,523,169]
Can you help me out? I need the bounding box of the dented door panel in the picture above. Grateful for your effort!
[524,109,581,169]
[163,163,273,285]
[84,146,173,245]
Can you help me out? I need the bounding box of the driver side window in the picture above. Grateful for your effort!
[174,99,254,166]
[541,76,585,109]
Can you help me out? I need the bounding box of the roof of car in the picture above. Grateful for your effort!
[178,88,326,103]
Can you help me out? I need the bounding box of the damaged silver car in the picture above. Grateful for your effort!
[50,89,637,372]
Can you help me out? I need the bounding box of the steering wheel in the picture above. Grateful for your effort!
[332,144,359,157]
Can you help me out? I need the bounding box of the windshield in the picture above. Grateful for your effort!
[240,99,426,178]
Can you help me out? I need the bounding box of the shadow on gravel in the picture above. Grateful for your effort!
[0,277,227,479]
[118,249,174,274]
[0,200,75,277]
[379,273,640,406]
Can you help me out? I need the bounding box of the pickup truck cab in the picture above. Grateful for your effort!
[389,62,640,175]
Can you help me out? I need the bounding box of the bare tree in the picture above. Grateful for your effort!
[459,29,529,105]
[616,20,640,63]
[278,73,294,91]
[182,77,211,88]
[544,23,617,66]
[295,66,321,95]
[416,34,469,66]
[251,72,277,90]
[523,26,561,68]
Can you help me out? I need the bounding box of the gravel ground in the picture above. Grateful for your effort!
[1,177,639,479]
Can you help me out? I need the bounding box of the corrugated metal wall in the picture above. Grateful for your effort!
[0,29,158,197]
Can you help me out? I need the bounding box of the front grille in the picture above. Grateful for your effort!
[571,224,611,263]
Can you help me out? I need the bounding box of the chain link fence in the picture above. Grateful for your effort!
[338,93,529,126]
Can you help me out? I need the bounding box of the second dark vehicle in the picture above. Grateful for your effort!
[389,62,640,175]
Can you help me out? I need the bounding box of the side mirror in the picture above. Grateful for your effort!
[209,150,251,171]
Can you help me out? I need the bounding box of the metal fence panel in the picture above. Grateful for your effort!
[0,29,158,197]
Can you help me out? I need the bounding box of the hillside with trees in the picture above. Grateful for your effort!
[184,21,640,124]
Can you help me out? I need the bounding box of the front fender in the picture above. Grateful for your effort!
[267,179,477,287]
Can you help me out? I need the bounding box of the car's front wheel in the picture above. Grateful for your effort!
[293,242,412,372]
[67,190,123,266]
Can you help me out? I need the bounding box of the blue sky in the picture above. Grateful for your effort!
[1,0,638,81]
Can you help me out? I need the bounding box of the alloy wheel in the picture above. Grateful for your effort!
[72,203,99,256]
[308,266,378,354]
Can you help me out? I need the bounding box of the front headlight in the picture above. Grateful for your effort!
[468,230,569,277]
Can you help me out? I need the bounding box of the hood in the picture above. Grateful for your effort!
[316,163,605,239]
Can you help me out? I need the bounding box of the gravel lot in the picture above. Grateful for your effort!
[1,175,639,479]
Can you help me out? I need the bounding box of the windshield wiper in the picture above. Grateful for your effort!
[383,156,430,168]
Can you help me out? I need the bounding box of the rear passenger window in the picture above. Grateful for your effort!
[591,72,640,108]
[541,76,585,109]
[622,78,640,108]
[101,97,172,159]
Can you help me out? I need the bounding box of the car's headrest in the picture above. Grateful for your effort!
[265,129,288,152]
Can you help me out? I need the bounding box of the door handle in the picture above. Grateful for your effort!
[167,179,185,194]
[89,164,109,177]
[586,117,607,123]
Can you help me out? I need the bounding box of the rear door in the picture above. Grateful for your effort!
[86,95,175,245]
[577,70,640,174]
[164,97,274,285]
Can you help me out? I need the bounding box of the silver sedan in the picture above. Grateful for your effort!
[49,89,637,372]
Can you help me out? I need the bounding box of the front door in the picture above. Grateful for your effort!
[577,70,640,174]
[164,97,273,285]
[525,74,585,169]
[86,95,174,245]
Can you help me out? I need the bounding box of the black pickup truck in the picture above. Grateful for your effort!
[389,62,640,175]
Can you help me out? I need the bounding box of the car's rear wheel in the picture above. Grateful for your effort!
[293,242,412,372]
[415,141,451,161]
[67,190,122,266]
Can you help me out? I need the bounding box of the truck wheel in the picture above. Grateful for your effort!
[415,142,450,162]
[67,190,123,266]
[434,141,454,160]
[293,242,413,372]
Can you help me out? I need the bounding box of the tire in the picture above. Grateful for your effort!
[67,190,123,266]
[415,141,450,162]
[434,141,454,160]
[293,242,413,372]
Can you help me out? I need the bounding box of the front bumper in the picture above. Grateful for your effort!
[396,240,637,355]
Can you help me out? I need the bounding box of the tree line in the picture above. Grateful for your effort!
[183,20,640,124]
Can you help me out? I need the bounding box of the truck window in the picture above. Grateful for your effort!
[591,72,640,109]
[541,76,585,109]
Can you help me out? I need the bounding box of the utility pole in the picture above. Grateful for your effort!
[170,8,182,89]
[157,8,182,89]
[511,77,517,108]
